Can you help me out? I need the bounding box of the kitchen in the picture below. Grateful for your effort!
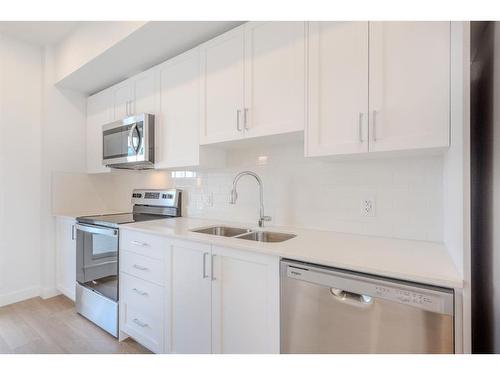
[0,0,495,372]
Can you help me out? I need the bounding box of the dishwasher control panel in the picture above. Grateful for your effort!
[374,285,444,312]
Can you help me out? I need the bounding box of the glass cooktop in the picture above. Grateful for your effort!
[76,212,170,228]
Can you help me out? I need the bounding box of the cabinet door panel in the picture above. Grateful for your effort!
[86,90,111,173]
[55,218,76,301]
[113,83,134,120]
[200,28,245,144]
[212,246,279,354]
[368,22,450,152]
[157,49,200,168]
[307,21,369,156]
[170,241,212,353]
[244,21,306,138]
[134,70,159,115]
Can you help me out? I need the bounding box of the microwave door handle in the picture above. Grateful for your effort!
[128,123,141,154]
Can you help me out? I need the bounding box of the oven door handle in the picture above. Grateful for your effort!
[76,224,118,237]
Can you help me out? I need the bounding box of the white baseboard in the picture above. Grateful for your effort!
[40,287,61,300]
[0,286,40,307]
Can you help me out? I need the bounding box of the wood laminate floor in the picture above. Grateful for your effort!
[0,295,151,354]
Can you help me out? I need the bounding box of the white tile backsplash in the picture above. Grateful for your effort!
[53,141,444,242]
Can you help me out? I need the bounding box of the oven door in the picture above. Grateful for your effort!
[102,115,146,166]
[76,223,119,301]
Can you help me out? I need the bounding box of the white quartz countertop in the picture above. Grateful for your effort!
[119,217,462,289]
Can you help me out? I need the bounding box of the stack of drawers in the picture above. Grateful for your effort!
[120,230,167,353]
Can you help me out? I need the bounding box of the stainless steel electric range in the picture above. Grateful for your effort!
[75,189,182,337]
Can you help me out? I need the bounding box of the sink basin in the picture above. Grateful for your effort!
[191,226,252,237]
[236,231,296,243]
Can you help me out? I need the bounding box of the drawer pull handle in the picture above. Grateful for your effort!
[132,288,148,296]
[133,318,149,328]
[133,264,149,271]
[131,240,149,247]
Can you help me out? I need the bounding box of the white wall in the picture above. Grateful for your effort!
[0,33,43,306]
[39,46,87,299]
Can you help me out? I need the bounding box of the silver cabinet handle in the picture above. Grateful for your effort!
[71,224,75,240]
[133,264,149,271]
[372,110,377,141]
[202,252,209,279]
[244,108,249,130]
[211,254,216,281]
[358,112,364,143]
[131,240,149,247]
[132,318,149,328]
[132,288,148,296]
[236,109,242,131]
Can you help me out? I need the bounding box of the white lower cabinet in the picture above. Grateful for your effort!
[120,273,165,353]
[55,217,76,301]
[119,230,169,353]
[211,245,280,354]
[169,239,212,354]
[119,230,280,354]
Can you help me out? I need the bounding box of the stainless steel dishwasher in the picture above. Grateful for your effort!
[280,259,454,354]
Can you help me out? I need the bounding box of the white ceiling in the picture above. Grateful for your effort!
[0,21,80,46]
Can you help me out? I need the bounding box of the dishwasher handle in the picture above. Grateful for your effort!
[330,288,373,306]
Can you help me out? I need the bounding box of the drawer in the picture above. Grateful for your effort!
[120,230,168,260]
[121,250,165,286]
[120,273,164,315]
[121,304,164,353]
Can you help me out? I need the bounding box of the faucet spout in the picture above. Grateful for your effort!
[229,171,271,227]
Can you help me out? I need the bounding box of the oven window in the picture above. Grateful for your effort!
[92,234,118,259]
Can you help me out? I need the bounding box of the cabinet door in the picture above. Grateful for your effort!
[200,27,245,144]
[86,89,111,174]
[306,22,369,156]
[368,22,450,152]
[157,49,200,168]
[113,81,134,120]
[169,240,212,353]
[55,217,76,301]
[133,69,159,115]
[211,246,280,354]
[244,22,306,138]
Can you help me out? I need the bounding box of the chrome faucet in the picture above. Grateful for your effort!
[229,171,272,227]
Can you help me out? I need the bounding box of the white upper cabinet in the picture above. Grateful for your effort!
[368,22,450,152]
[306,22,369,156]
[200,22,306,145]
[200,27,245,144]
[211,246,280,354]
[156,49,201,169]
[113,69,158,120]
[113,81,134,120]
[243,21,306,138]
[133,69,159,115]
[86,89,111,174]
[306,21,450,157]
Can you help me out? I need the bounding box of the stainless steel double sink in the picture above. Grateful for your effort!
[190,226,296,243]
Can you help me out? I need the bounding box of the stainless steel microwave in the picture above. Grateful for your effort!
[102,113,155,169]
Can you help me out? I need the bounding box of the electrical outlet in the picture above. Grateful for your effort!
[361,197,376,217]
